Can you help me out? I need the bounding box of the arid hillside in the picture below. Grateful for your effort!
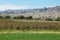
[0,6,60,19]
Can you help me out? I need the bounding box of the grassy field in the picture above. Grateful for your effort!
[0,33,60,40]
[0,19,60,40]
[0,19,60,31]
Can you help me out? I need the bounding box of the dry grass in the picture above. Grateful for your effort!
[0,19,60,31]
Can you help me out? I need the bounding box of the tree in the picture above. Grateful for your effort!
[45,18,53,21]
[13,16,18,19]
[4,16,11,18]
[55,17,60,21]
[19,15,25,19]
[26,16,33,20]
[0,16,3,19]
[13,15,25,19]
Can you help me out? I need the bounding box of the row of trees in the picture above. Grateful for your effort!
[45,17,60,21]
[13,16,33,20]
[0,16,11,18]
[0,16,60,21]
[0,16,33,20]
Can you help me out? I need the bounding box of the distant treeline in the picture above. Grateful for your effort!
[0,16,33,20]
[0,15,60,21]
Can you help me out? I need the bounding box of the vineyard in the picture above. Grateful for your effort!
[0,19,59,31]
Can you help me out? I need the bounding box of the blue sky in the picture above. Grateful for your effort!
[0,0,60,10]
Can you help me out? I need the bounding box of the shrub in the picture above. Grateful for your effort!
[4,16,11,18]
[55,17,60,21]
[0,16,3,19]
[45,18,53,21]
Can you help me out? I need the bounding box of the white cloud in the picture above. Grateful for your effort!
[0,3,32,11]
[0,2,41,11]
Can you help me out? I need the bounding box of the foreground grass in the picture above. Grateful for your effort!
[0,33,60,40]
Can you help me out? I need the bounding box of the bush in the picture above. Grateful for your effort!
[0,16,3,19]
[45,18,53,21]
[25,16,33,20]
[13,16,18,19]
[4,16,11,18]
[13,15,25,19]
[55,17,60,21]
[19,15,25,19]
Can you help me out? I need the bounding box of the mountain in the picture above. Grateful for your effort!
[0,6,60,18]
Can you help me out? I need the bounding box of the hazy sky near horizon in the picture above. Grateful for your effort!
[0,0,60,10]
